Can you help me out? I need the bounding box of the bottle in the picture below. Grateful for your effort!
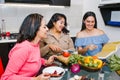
[1,19,6,39]
[0,27,1,40]
[98,71,104,80]
[0,24,1,34]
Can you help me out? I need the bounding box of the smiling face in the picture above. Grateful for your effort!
[37,19,48,39]
[53,17,65,32]
[84,16,95,31]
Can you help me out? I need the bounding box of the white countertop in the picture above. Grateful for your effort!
[0,39,17,43]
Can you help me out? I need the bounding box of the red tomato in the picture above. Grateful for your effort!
[92,56,98,59]
[63,52,70,57]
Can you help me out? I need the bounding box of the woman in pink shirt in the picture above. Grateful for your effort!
[0,13,56,80]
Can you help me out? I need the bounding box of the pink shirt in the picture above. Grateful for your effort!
[1,40,46,80]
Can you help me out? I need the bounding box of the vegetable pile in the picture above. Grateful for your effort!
[69,54,103,69]
[57,54,103,73]
[107,54,120,71]
[69,54,83,65]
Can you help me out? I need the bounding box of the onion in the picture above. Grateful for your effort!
[70,64,80,74]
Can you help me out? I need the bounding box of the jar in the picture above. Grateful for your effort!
[1,19,6,39]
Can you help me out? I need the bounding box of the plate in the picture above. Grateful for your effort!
[42,66,65,80]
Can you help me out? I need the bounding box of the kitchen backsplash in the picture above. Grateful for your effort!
[0,0,83,36]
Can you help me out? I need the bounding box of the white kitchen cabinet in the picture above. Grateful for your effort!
[100,0,120,5]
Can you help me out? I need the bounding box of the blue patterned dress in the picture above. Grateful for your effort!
[75,34,109,56]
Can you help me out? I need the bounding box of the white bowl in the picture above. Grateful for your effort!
[42,66,65,80]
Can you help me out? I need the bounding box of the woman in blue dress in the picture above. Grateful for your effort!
[75,11,109,56]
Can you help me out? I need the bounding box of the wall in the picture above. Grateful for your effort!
[82,0,120,42]
[0,0,120,41]
[0,0,82,36]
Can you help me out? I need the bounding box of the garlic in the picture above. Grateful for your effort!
[74,75,79,80]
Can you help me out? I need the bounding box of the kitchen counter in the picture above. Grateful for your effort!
[0,39,17,43]
[0,33,18,43]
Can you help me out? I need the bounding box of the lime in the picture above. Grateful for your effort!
[88,62,93,67]
[84,63,89,67]
[93,63,98,68]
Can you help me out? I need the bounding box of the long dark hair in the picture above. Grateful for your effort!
[17,13,43,43]
[81,11,97,31]
[47,13,69,34]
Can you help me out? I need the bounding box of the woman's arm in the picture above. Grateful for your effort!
[78,44,97,55]
[75,32,88,54]
[40,41,51,57]
[40,40,63,57]
[1,47,32,80]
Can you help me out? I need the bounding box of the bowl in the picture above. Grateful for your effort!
[78,61,105,72]
[42,66,65,80]
[116,70,120,76]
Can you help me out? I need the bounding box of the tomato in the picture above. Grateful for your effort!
[62,52,70,57]
[92,56,98,59]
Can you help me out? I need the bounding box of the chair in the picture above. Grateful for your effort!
[71,37,76,48]
[0,57,4,77]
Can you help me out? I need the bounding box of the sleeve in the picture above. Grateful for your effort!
[102,34,109,44]
[40,58,47,65]
[0,46,32,80]
[75,38,84,47]
[40,41,50,57]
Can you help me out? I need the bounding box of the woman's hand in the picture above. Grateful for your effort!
[87,44,97,50]
[45,55,57,65]
[32,73,50,80]
[48,44,62,53]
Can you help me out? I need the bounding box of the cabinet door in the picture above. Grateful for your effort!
[0,43,9,69]
[5,0,70,6]
[0,42,15,69]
